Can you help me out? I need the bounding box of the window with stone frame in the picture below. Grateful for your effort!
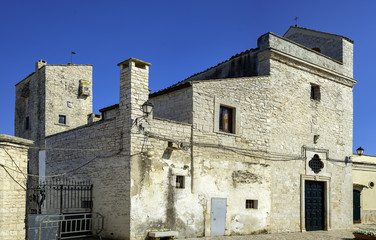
[311,84,321,101]
[176,175,185,189]
[58,115,66,125]
[245,199,258,209]
[219,106,234,133]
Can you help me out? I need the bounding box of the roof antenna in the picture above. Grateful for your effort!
[294,16,299,27]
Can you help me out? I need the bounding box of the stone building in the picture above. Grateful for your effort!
[352,153,376,224]
[16,26,356,239]
[15,60,93,181]
[0,134,33,239]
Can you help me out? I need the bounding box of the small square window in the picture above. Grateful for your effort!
[219,106,234,133]
[246,199,258,209]
[176,175,185,189]
[58,115,66,125]
[311,84,320,101]
[25,117,30,130]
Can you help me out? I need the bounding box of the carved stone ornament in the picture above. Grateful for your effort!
[309,154,324,174]
[232,170,262,184]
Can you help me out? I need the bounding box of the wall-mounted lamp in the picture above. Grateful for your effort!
[142,100,154,115]
[356,147,364,156]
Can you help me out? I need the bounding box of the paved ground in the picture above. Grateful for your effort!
[184,225,376,240]
[185,230,355,240]
[85,224,376,240]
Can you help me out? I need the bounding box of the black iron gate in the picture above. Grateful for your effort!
[305,180,325,231]
[27,178,93,214]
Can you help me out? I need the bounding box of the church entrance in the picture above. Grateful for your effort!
[305,180,325,231]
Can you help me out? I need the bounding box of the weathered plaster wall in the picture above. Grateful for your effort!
[352,154,376,224]
[190,76,272,235]
[129,118,194,239]
[0,134,33,240]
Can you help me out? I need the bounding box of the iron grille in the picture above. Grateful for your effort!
[27,178,93,214]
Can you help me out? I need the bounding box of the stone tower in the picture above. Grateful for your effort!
[15,60,93,178]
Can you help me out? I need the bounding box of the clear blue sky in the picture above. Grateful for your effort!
[0,1,374,155]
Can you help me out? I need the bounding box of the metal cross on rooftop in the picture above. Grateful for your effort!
[294,16,299,26]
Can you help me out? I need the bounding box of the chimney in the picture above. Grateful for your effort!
[117,58,151,121]
[35,60,47,72]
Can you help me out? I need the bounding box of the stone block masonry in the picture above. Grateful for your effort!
[0,134,33,240]
[19,26,357,240]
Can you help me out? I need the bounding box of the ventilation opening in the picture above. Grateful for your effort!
[122,64,129,70]
[135,62,146,69]
[246,199,258,209]
[311,84,321,101]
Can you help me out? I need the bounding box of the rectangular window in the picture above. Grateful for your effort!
[246,199,258,209]
[219,106,234,133]
[176,175,185,189]
[311,84,321,101]
[58,115,66,125]
[25,117,30,130]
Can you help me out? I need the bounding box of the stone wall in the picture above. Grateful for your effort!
[266,43,354,231]
[45,118,132,239]
[15,61,93,179]
[257,33,354,79]
[284,29,344,62]
[41,27,356,239]
[151,87,193,123]
[45,64,93,137]
[0,134,33,240]
[184,50,258,81]
[190,76,272,235]
[352,154,376,224]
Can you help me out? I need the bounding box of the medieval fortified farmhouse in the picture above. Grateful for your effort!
[14,26,357,239]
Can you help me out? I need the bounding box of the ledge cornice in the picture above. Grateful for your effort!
[258,48,357,88]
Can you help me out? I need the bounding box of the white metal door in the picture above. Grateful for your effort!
[211,198,226,236]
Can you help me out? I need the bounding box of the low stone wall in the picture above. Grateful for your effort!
[0,134,33,240]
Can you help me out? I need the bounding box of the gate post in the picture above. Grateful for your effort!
[60,184,63,214]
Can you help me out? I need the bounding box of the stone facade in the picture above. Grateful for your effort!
[352,154,376,224]
[0,134,33,239]
[17,26,356,240]
[15,60,93,179]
